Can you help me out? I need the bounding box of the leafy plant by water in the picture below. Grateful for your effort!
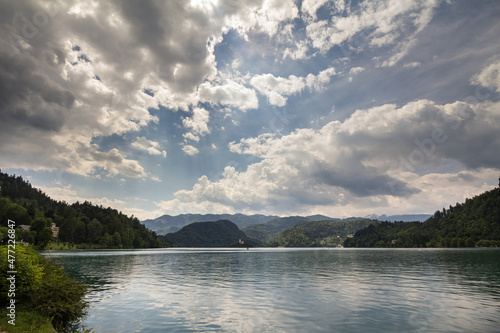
[0,244,88,332]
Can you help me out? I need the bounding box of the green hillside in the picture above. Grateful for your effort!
[243,215,341,244]
[344,184,500,248]
[160,220,254,247]
[269,219,379,247]
[243,216,311,244]
[0,171,162,249]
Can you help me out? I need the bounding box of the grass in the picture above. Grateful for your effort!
[0,307,55,333]
[0,308,94,333]
[44,242,78,250]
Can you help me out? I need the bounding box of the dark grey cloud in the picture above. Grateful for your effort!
[311,162,419,198]
[0,46,73,132]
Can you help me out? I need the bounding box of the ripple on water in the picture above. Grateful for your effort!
[44,248,500,333]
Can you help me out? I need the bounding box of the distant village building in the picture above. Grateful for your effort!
[17,223,59,238]
[51,223,59,238]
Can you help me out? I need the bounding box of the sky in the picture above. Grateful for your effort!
[1,0,499,220]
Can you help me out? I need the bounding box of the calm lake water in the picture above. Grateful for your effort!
[42,248,500,333]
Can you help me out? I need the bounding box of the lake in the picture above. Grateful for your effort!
[42,248,500,333]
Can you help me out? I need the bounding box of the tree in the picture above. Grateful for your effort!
[30,217,48,234]
[36,227,53,248]
[99,233,112,248]
[88,218,103,243]
[112,232,122,248]
[27,203,36,219]
[0,198,13,225]
[73,220,87,244]
[58,218,75,243]
[5,203,32,226]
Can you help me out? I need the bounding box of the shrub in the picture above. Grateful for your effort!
[465,238,475,248]
[476,239,491,247]
[31,257,88,331]
[0,245,88,331]
[0,245,44,304]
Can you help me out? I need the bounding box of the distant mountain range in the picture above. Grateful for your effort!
[142,213,431,236]
[142,213,280,235]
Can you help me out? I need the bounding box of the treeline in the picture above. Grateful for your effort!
[269,219,379,247]
[344,185,500,248]
[0,171,162,249]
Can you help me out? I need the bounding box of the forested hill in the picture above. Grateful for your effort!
[270,219,379,247]
[242,215,338,244]
[0,171,162,249]
[160,220,254,247]
[344,184,500,248]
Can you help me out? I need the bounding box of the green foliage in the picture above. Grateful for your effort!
[0,244,88,331]
[243,216,327,244]
[88,218,103,243]
[35,228,53,249]
[161,220,255,247]
[0,307,55,333]
[0,245,44,303]
[30,218,48,233]
[58,217,75,243]
[31,257,88,331]
[476,239,500,247]
[0,198,14,226]
[269,219,379,247]
[3,203,32,227]
[343,222,429,248]
[0,171,162,249]
[73,220,87,244]
[345,186,500,247]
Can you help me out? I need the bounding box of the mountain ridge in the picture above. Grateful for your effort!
[143,213,430,236]
[142,213,279,235]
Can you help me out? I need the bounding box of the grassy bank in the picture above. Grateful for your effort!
[0,307,55,333]
[0,245,89,332]
[43,242,78,250]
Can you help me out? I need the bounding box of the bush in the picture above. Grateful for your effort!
[0,245,44,304]
[31,257,88,331]
[476,239,491,247]
[0,245,88,331]
[465,238,475,248]
[458,238,466,248]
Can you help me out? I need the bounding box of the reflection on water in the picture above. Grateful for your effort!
[42,248,500,333]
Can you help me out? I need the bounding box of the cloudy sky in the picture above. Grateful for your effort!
[1,0,499,220]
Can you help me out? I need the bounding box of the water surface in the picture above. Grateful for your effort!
[43,248,500,332]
